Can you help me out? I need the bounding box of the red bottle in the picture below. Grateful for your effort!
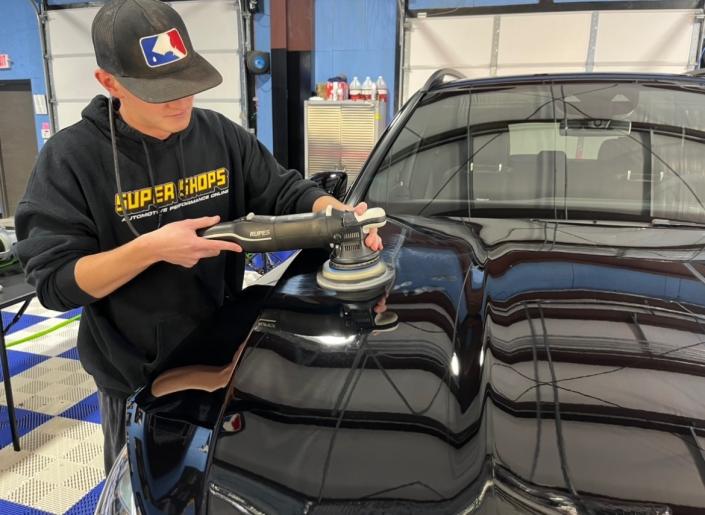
[362,76,374,101]
[349,76,362,101]
[376,76,388,103]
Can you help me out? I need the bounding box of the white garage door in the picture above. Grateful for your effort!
[402,7,705,101]
[46,0,247,130]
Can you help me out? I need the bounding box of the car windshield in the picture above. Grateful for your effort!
[364,81,705,224]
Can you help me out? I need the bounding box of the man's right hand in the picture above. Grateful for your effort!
[75,216,243,299]
[142,216,243,268]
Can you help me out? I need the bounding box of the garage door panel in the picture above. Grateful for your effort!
[171,0,239,50]
[498,13,592,67]
[56,102,88,132]
[495,65,587,76]
[196,52,242,101]
[593,65,689,74]
[594,11,695,65]
[403,8,702,101]
[408,17,494,67]
[51,56,104,101]
[46,8,99,56]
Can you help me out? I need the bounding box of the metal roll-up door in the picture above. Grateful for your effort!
[46,0,247,130]
[401,5,705,102]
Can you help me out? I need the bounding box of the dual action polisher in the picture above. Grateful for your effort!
[198,206,394,295]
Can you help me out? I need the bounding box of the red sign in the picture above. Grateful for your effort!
[0,55,10,69]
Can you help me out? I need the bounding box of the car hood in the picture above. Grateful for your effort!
[130,217,705,514]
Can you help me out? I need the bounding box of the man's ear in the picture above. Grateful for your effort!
[95,69,122,98]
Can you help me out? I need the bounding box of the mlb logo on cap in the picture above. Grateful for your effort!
[140,28,188,68]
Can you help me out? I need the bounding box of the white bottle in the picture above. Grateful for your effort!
[362,76,374,101]
[376,76,388,103]
[349,76,362,101]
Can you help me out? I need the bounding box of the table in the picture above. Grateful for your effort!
[0,272,36,451]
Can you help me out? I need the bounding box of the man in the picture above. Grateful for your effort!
[15,0,381,474]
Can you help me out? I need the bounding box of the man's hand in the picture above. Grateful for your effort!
[351,202,383,252]
[373,294,387,314]
[74,216,242,299]
[312,196,384,252]
[142,216,242,268]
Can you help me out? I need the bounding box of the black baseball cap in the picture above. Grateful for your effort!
[92,0,222,103]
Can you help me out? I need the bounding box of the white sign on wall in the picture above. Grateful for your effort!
[33,94,48,115]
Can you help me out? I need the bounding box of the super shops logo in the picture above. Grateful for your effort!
[114,167,228,218]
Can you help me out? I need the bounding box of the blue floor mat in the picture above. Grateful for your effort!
[60,393,101,424]
[64,480,105,515]
[1,312,47,335]
[0,350,49,381]
[0,406,52,448]
[0,499,52,515]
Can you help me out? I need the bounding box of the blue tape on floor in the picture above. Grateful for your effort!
[0,350,49,381]
[1,312,48,335]
[0,406,52,449]
[64,480,105,515]
[0,499,52,515]
[60,393,101,425]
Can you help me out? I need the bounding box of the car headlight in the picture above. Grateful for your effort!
[94,446,138,515]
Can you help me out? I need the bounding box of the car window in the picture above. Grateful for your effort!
[366,91,470,211]
[364,82,705,224]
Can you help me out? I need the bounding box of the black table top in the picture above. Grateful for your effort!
[0,272,35,310]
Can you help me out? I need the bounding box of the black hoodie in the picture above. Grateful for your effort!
[15,95,327,398]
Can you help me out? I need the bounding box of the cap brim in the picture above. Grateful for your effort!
[117,52,223,103]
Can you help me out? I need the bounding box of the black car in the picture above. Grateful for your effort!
[96,72,705,514]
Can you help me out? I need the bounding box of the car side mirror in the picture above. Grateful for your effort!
[309,171,348,201]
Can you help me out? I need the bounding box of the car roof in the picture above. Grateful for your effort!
[425,70,705,93]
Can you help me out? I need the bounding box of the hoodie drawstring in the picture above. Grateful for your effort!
[177,135,187,192]
[109,96,141,238]
[140,139,163,230]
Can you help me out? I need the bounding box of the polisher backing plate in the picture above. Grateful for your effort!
[321,260,387,282]
[317,259,394,292]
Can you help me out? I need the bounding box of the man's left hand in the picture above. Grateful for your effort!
[312,196,384,252]
[351,202,383,252]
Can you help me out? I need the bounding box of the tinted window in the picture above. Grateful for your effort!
[367,91,470,213]
[365,82,705,223]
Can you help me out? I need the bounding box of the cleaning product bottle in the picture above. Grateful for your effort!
[338,75,349,100]
[349,76,362,101]
[362,76,374,101]
[376,76,388,103]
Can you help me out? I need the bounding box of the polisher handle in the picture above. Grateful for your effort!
[352,207,387,233]
[198,211,344,252]
[198,207,387,253]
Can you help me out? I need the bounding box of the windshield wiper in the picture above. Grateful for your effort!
[650,218,705,228]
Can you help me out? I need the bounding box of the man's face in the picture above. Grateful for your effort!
[117,84,194,140]
[95,69,194,140]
